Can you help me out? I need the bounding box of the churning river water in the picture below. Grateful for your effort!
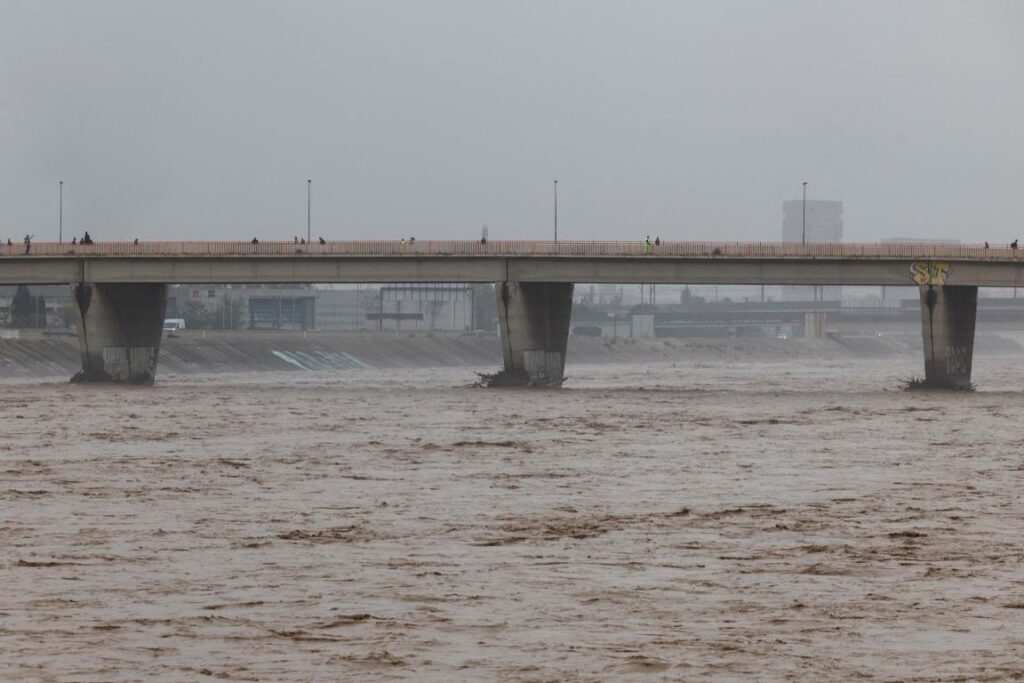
[3,358,1024,681]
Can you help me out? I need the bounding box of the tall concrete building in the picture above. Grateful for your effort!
[782,199,844,301]
[782,200,843,244]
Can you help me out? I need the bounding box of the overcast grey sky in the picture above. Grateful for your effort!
[1,1,1021,243]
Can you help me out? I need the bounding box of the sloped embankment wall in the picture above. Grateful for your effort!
[0,331,1020,380]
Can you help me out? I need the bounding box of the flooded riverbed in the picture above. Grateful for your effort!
[3,358,1024,681]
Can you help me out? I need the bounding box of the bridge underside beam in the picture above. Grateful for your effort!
[919,285,977,390]
[494,282,574,387]
[71,283,168,384]
[6,256,1024,288]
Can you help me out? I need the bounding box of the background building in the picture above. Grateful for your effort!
[165,284,486,332]
[782,199,843,243]
[374,284,476,332]
[0,284,71,329]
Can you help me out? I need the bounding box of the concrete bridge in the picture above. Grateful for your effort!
[3,239,1023,388]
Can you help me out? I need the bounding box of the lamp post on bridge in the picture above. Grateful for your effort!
[801,181,808,246]
[307,179,312,243]
[553,180,558,242]
[59,181,63,244]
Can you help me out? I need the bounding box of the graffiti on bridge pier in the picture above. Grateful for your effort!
[910,261,951,286]
[945,345,971,377]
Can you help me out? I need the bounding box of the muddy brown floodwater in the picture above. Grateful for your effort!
[3,358,1024,682]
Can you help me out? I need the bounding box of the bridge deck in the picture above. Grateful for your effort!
[0,239,1020,261]
[2,241,1022,287]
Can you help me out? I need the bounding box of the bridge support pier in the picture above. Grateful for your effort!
[919,285,977,390]
[494,281,574,387]
[71,283,168,384]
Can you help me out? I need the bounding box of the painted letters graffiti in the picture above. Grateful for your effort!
[945,345,971,377]
[910,261,951,286]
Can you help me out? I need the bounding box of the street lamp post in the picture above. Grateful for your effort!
[801,181,808,246]
[553,180,558,242]
[59,181,63,243]
[307,179,312,243]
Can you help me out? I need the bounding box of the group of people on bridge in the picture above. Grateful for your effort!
[249,236,329,245]
[13,231,93,254]
[643,235,663,252]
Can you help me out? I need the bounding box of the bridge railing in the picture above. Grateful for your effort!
[0,239,1020,259]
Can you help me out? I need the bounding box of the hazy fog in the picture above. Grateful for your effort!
[2,1,1021,243]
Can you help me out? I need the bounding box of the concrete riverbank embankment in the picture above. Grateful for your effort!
[0,330,1020,380]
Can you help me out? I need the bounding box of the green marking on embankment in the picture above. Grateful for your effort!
[271,350,308,370]
[292,351,333,371]
[340,352,372,369]
[271,349,372,371]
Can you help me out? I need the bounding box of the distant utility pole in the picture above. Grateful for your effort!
[553,179,558,242]
[801,181,808,246]
[59,180,63,243]
[307,179,312,243]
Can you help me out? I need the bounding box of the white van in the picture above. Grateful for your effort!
[163,318,186,331]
